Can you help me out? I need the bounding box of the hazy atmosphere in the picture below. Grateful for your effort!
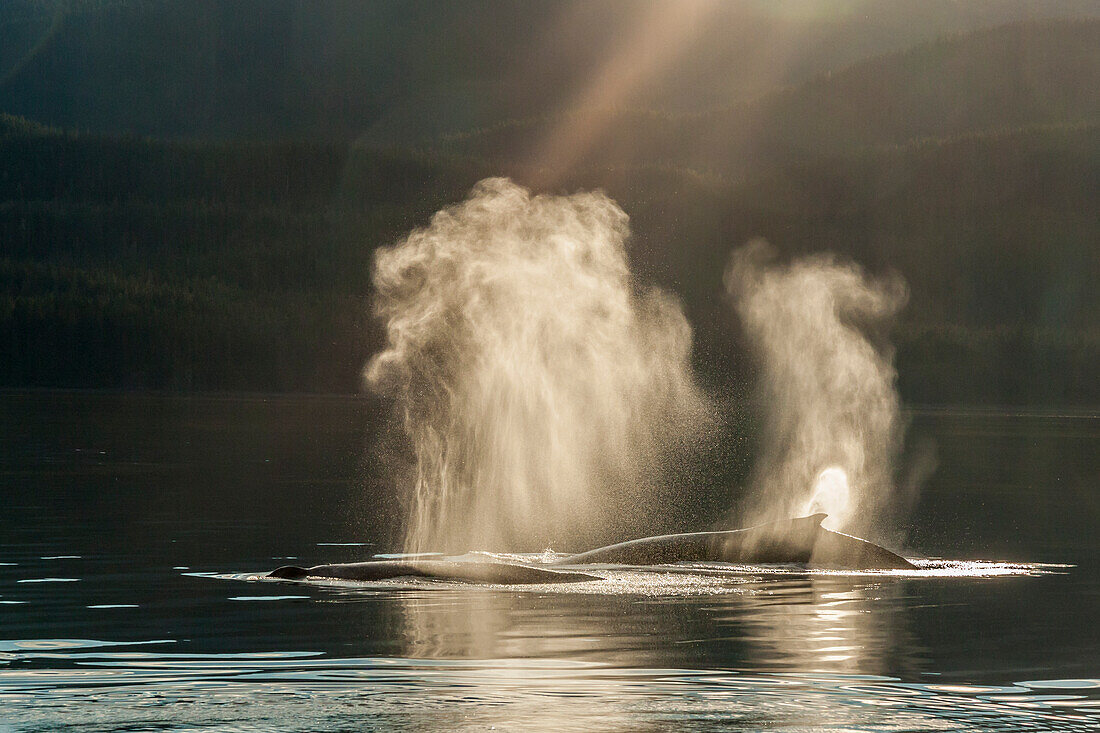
[2,2,1098,731]
[3,0,1097,404]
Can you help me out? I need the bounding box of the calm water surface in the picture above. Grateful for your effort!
[1,392,1097,732]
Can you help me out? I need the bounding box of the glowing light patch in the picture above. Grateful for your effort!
[804,466,852,529]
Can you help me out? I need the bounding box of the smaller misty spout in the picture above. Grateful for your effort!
[725,240,909,537]
[366,178,708,554]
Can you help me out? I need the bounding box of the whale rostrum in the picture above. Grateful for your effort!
[267,514,916,584]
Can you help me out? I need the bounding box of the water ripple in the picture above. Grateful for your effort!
[0,652,1095,732]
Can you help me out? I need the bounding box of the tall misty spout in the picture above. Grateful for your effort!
[367,178,707,554]
[725,241,908,536]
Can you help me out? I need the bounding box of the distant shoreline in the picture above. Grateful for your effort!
[1,387,1095,417]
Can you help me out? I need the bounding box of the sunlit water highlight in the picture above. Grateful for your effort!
[5,559,1089,731]
[3,577,1095,731]
[2,394,1097,732]
[2,645,1097,732]
[222,557,1066,595]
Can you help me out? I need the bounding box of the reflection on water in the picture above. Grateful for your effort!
[3,560,1091,732]
[389,571,918,731]
[2,643,1098,732]
[390,564,1007,671]
[1,393,1098,731]
[704,577,908,675]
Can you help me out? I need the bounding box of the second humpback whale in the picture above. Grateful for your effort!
[267,514,916,584]
[557,513,914,569]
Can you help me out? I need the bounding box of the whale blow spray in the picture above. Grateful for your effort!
[367,178,708,554]
[725,240,909,536]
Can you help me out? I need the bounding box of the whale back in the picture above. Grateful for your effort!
[708,513,826,564]
[557,513,827,566]
[268,559,599,584]
[810,527,916,569]
[554,514,915,570]
[267,515,916,583]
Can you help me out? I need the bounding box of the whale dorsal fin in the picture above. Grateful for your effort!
[802,513,828,528]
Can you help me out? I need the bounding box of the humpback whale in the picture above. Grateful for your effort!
[268,559,600,583]
[558,513,914,569]
[268,514,915,584]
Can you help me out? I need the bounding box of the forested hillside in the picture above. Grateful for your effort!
[0,12,1096,404]
[0,122,491,390]
[2,115,1095,401]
